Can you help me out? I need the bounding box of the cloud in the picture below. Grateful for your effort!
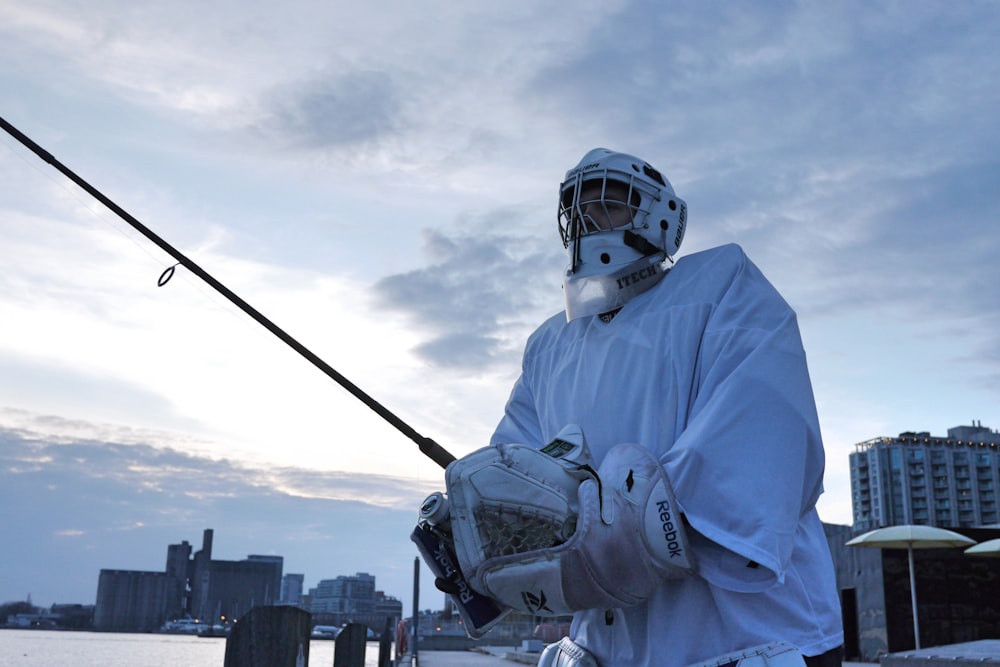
[763,155,1000,329]
[373,209,565,369]
[262,71,403,150]
[0,422,440,610]
[0,421,435,511]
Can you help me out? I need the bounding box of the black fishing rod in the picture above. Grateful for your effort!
[0,114,456,470]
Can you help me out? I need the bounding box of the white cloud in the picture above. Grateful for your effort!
[0,425,439,612]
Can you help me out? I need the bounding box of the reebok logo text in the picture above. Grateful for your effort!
[432,542,474,603]
[656,500,685,559]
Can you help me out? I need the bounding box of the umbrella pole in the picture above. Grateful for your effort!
[908,546,920,649]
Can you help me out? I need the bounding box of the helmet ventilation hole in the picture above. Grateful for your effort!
[660,220,669,230]
[600,253,611,264]
[668,200,677,210]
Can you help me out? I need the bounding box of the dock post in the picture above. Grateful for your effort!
[333,622,367,667]
[377,615,393,667]
[223,605,311,667]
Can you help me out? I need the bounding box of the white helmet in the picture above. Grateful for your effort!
[558,148,687,321]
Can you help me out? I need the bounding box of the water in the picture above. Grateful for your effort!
[0,629,389,666]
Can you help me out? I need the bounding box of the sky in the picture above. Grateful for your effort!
[1,1,999,618]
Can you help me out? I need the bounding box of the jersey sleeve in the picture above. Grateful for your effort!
[664,252,826,593]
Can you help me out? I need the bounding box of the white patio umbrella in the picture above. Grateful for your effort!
[965,537,1000,557]
[846,525,976,649]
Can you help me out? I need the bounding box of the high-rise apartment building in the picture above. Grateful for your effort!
[280,573,305,604]
[850,422,1000,532]
[309,572,376,615]
[306,572,401,630]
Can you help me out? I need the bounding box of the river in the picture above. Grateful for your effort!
[0,629,390,666]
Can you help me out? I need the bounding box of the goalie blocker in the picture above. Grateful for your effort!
[410,521,511,638]
[449,427,696,616]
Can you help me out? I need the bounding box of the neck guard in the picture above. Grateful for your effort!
[563,253,670,322]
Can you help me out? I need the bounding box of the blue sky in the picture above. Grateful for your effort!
[1,1,999,616]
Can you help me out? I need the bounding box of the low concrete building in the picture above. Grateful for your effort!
[825,523,1000,661]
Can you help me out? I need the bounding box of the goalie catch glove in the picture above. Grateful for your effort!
[411,425,595,638]
[446,425,598,598]
[463,441,696,614]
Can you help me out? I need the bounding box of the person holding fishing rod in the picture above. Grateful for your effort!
[428,148,845,667]
[2,115,843,666]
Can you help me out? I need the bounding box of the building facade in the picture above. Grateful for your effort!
[831,423,1000,659]
[850,422,1000,532]
[825,523,1000,660]
[307,572,402,632]
[93,528,284,632]
[188,531,283,623]
[94,570,180,632]
[309,573,376,615]
[192,556,283,623]
[280,573,305,605]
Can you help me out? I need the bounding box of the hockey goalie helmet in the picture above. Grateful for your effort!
[557,148,687,321]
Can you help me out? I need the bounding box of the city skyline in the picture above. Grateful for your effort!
[5,420,998,617]
[3,510,408,616]
[0,423,427,615]
[88,526,400,633]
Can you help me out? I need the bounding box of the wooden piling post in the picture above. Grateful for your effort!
[333,622,367,667]
[377,616,393,667]
[223,605,311,667]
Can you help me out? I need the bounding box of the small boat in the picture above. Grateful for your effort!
[159,618,201,634]
[198,624,228,638]
[310,625,340,639]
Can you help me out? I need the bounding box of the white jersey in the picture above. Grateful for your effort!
[491,244,844,666]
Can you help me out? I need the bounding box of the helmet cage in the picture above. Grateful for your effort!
[557,168,660,249]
